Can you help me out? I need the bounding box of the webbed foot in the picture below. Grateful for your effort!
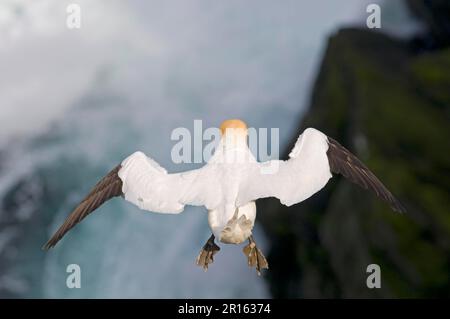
[196,234,220,271]
[242,235,268,275]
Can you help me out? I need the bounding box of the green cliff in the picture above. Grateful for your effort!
[259,27,450,298]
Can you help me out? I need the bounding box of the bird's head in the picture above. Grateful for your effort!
[220,119,248,148]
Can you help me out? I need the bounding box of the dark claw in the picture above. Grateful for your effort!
[242,235,269,276]
[196,234,220,271]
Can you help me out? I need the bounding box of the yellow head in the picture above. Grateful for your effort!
[219,119,248,149]
[219,119,248,136]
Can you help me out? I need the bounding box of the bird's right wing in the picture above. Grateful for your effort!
[237,128,405,212]
[236,128,333,208]
[44,151,220,249]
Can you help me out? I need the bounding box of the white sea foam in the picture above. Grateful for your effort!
[0,0,380,146]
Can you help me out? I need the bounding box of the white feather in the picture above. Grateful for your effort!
[117,128,332,243]
[236,128,332,207]
[118,151,221,213]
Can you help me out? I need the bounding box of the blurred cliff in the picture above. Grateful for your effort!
[259,0,450,298]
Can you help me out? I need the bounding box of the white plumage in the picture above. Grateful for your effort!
[118,127,331,244]
[44,119,405,274]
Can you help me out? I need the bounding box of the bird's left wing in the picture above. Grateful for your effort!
[236,128,405,213]
[44,151,220,249]
[118,151,221,213]
[43,164,123,249]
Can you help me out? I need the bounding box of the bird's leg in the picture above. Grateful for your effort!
[196,234,220,271]
[242,235,268,276]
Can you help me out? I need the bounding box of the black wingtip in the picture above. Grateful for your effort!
[42,240,55,251]
[392,201,407,214]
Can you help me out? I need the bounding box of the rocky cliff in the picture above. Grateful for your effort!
[259,22,450,297]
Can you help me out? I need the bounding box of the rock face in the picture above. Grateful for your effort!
[258,27,450,298]
[407,0,450,49]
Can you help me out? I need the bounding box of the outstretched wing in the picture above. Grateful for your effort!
[237,128,405,213]
[43,165,123,249]
[117,152,220,213]
[326,137,405,212]
[44,151,220,250]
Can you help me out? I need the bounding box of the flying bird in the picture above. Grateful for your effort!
[43,119,405,275]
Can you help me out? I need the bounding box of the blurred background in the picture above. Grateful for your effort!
[0,0,448,298]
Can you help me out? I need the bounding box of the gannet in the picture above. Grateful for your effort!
[43,119,405,275]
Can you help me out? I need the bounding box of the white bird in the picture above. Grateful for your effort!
[43,119,405,275]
